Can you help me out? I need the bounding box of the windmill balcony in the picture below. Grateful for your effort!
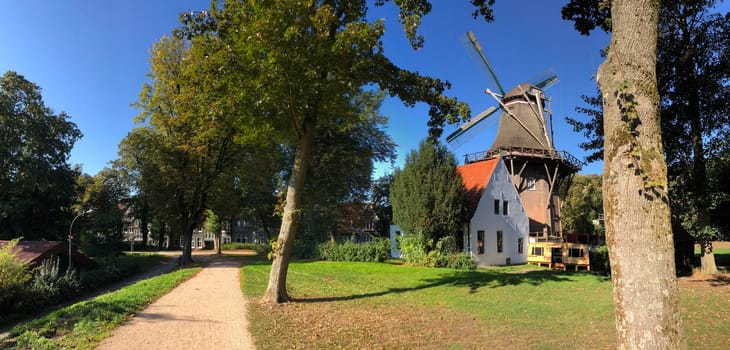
[464,147,584,171]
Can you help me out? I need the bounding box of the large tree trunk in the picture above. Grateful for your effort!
[180,221,195,266]
[598,0,686,348]
[263,118,316,303]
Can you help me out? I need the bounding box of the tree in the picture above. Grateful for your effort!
[204,209,222,255]
[300,90,396,243]
[563,0,730,274]
[370,173,395,237]
[597,0,685,347]
[656,0,729,275]
[176,1,473,303]
[119,35,249,266]
[74,167,127,256]
[0,71,82,240]
[561,174,603,235]
[390,140,467,249]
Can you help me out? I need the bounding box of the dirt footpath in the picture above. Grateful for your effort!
[96,256,255,350]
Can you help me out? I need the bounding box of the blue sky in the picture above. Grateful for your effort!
[1,1,613,177]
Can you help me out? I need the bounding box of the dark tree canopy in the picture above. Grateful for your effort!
[564,1,730,261]
[0,71,82,240]
[390,139,467,247]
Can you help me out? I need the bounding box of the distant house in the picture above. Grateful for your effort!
[0,240,96,269]
[457,157,529,266]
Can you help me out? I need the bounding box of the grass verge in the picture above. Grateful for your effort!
[1,267,200,350]
[242,258,729,349]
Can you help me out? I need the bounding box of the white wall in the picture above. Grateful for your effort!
[389,224,402,258]
[469,161,529,266]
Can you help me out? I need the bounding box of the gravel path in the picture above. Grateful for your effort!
[96,256,254,350]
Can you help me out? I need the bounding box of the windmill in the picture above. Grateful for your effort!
[447,31,583,238]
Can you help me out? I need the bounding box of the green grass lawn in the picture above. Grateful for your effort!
[242,258,729,349]
[1,267,200,350]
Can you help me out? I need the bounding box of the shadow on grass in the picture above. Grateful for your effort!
[295,269,576,303]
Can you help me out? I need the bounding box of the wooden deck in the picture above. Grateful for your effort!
[527,240,591,271]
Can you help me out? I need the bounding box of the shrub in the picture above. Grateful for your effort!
[446,252,477,270]
[221,242,271,255]
[397,233,428,264]
[30,256,81,306]
[316,238,390,262]
[78,254,159,290]
[0,238,32,313]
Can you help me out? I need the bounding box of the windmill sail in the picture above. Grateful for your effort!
[446,106,499,147]
[464,31,505,95]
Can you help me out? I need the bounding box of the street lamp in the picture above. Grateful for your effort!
[69,209,93,268]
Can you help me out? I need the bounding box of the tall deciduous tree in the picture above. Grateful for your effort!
[300,90,395,242]
[0,71,82,240]
[390,140,467,248]
[120,35,247,266]
[597,0,685,347]
[564,0,730,274]
[657,0,729,275]
[176,1,473,303]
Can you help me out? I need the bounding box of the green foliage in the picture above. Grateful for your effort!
[397,233,428,264]
[0,238,32,313]
[316,238,390,263]
[390,139,468,248]
[78,254,166,289]
[30,256,81,306]
[0,72,82,240]
[426,236,476,270]
[561,174,604,234]
[301,91,396,241]
[74,168,127,256]
[221,242,271,255]
[10,267,200,350]
[446,252,478,270]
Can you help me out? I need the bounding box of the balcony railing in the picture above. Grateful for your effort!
[464,147,584,171]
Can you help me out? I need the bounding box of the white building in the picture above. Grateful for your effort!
[457,157,529,265]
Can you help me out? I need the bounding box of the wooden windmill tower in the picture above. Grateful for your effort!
[447,32,583,239]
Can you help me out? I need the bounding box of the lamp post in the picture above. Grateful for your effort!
[69,209,93,268]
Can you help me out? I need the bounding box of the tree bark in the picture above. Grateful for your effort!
[263,117,316,303]
[598,0,686,348]
[180,221,195,266]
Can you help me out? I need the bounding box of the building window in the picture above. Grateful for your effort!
[494,199,500,215]
[518,238,524,254]
[568,248,584,257]
[531,246,544,256]
[527,178,536,191]
[502,200,508,215]
[477,230,485,254]
[496,231,503,253]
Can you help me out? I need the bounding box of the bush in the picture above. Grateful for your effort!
[397,233,428,264]
[77,254,161,290]
[221,242,271,255]
[316,238,390,262]
[0,238,32,313]
[589,245,611,276]
[446,252,478,270]
[30,256,81,306]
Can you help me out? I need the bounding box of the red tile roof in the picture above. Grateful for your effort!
[457,158,501,218]
[0,240,96,268]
